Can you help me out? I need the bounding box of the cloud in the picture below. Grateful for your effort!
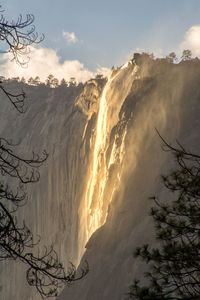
[96,66,111,78]
[0,46,95,83]
[62,31,78,44]
[0,46,111,83]
[180,25,200,56]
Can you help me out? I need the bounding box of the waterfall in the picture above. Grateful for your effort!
[84,73,118,240]
[2,56,199,300]
[58,58,200,300]
[78,65,135,260]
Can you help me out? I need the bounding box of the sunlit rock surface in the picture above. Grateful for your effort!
[58,58,200,299]
[1,57,200,300]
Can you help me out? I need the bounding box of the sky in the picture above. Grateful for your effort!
[1,0,200,82]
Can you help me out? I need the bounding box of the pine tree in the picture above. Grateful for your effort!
[166,52,177,63]
[181,50,192,61]
[128,135,200,300]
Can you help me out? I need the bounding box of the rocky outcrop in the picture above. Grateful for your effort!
[1,57,200,300]
[58,58,200,300]
[76,78,106,117]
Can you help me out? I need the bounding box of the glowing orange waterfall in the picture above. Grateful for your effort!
[83,72,124,241]
[77,64,135,261]
[85,77,111,239]
[81,60,161,247]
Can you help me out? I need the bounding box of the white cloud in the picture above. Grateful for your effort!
[96,66,111,78]
[0,47,93,83]
[0,46,111,83]
[180,25,200,56]
[62,31,78,44]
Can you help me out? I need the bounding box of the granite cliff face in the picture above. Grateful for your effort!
[0,82,87,300]
[58,57,200,299]
[1,57,200,300]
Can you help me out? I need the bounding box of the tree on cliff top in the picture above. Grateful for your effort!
[128,135,200,300]
[0,6,87,299]
[166,52,177,63]
[181,49,192,61]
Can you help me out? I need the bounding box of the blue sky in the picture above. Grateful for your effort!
[1,0,200,82]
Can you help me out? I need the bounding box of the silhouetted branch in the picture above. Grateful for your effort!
[0,6,88,298]
[0,197,89,298]
[0,84,26,112]
[0,9,44,112]
[128,133,200,299]
[0,138,48,186]
[0,136,88,298]
[0,13,44,66]
[155,128,200,160]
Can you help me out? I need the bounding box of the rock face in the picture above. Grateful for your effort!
[58,58,200,300]
[1,57,200,300]
[0,82,88,300]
